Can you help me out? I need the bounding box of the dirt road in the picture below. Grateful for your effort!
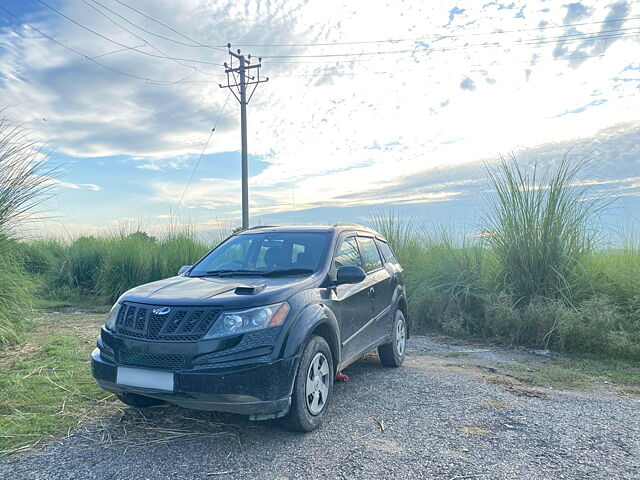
[1,336,638,479]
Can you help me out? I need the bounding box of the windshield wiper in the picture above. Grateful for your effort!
[204,269,266,277]
[262,268,315,277]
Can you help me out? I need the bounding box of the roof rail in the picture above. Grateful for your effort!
[333,222,365,228]
[246,225,278,230]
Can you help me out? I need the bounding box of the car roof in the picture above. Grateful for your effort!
[235,223,384,238]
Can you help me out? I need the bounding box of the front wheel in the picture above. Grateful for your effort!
[280,335,334,432]
[378,310,407,367]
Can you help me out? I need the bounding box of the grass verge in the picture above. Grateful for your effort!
[505,357,640,393]
[0,310,118,456]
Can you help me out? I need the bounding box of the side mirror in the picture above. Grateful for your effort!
[178,265,192,276]
[336,265,366,285]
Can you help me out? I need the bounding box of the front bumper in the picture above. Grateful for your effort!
[91,329,300,416]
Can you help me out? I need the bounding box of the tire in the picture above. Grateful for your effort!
[378,309,407,367]
[280,335,334,432]
[116,392,165,408]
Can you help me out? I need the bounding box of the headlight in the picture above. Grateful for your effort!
[104,303,122,331]
[204,302,290,339]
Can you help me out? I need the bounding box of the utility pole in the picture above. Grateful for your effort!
[220,43,268,230]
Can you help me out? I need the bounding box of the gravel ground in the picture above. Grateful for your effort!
[1,336,638,480]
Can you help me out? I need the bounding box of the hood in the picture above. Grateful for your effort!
[118,274,315,308]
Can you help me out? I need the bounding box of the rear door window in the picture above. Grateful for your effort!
[334,236,363,269]
[357,237,383,272]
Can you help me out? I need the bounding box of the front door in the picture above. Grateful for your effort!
[333,235,373,360]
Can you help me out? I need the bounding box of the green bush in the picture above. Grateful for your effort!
[405,230,487,334]
[96,231,210,302]
[0,238,33,346]
[156,233,210,279]
[588,241,640,316]
[15,238,64,275]
[51,236,108,292]
[367,156,639,359]
[0,115,53,347]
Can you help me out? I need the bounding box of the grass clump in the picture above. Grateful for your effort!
[0,115,54,347]
[483,154,599,304]
[17,229,214,305]
[371,155,640,360]
[0,239,33,346]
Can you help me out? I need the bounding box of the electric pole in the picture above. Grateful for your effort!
[220,43,268,230]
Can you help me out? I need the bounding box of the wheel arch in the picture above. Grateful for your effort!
[283,303,341,372]
[394,287,410,339]
[308,321,340,374]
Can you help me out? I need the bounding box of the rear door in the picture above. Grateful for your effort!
[357,236,394,344]
[332,235,372,360]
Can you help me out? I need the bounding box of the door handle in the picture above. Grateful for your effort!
[368,287,376,299]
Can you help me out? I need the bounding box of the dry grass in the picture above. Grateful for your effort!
[0,311,118,456]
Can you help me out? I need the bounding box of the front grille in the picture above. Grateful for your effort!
[115,302,222,341]
[119,350,185,370]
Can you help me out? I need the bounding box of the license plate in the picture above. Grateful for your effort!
[116,367,174,391]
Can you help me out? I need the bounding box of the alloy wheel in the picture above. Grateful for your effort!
[305,352,330,415]
[396,317,406,357]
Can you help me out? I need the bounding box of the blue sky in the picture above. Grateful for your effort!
[0,0,639,236]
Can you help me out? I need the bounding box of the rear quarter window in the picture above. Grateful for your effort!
[375,239,398,264]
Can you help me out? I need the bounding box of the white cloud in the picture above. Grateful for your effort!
[1,0,639,228]
[46,177,100,191]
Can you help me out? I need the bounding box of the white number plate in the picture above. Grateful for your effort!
[116,367,174,391]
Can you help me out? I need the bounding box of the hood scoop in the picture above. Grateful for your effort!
[234,284,267,295]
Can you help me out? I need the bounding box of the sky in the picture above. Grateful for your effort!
[0,0,639,237]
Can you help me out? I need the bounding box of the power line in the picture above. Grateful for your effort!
[266,51,614,79]
[144,42,633,85]
[235,15,640,48]
[174,92,232,216]
[79,0,198,76]
[35,0,224,66]
[86,0,225,52]
[111,0,227,52]
[261,25,639,64]
[0,5,200,84]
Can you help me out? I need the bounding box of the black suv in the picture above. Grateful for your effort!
[91,224,408,431]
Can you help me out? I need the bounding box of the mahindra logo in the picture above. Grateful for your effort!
[153,307,171,316]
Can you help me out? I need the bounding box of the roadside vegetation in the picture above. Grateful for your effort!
[3,152,639,360]
[372,156,640,360]
[18,228,214,305]
[1,135,639,454]
[0,116,53,347]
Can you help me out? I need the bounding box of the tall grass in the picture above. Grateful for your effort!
[0,116,54,347]
[369,156,639,359]
[369,211,422,266]
[21,230,215,303]
[0,237,33,345]
[483,155,600,304]
[0,117,54,236]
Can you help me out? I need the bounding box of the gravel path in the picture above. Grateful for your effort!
[1,336,638,480]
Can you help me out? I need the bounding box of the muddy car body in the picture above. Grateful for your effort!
[91,224,408,431]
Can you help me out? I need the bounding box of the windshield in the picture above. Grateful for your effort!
[190,231,330,277]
